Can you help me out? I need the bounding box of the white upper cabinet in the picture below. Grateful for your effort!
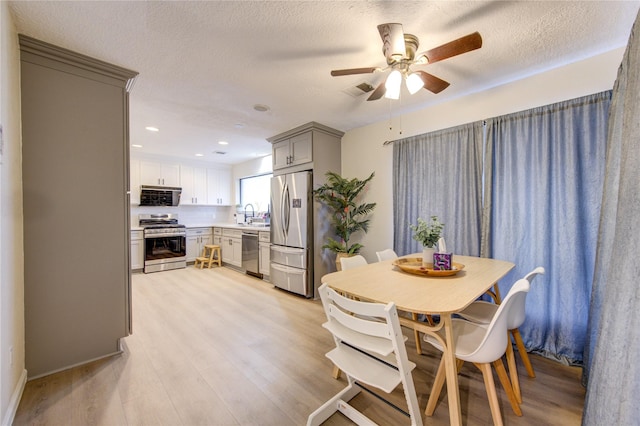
[132,157,231,206]
[139,160,180,187]
[180,165,208,205]
[207,168,232,206]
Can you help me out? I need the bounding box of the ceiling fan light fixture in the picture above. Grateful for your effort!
[384,69,402,100]
[406,72,425,94]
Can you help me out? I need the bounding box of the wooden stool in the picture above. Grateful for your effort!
[194,244,221,269]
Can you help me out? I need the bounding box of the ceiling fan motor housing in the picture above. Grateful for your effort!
[331,23,483,100]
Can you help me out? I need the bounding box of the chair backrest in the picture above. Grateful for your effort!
[469,278,531,364]
[315,283,422,425]
[339,254,368,271]
[508,266,544,329]
[319,282,400,347]
[376,249,398,262]
[524,266,545,283]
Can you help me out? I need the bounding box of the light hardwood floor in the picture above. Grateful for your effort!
[14,266,585,425]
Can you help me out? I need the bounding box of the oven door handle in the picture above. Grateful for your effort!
[144,232,186,238]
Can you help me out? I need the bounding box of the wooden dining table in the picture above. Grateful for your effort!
[321,254,515,425]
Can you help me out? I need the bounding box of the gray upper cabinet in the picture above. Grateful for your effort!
[19,35,138,378]
[272,132,313,170]
[268,122,344,175]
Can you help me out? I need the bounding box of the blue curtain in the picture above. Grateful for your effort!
[392,122,485,257]
[486,92,611,364]
[583,10,640,424]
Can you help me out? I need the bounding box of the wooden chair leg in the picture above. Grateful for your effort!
[411,313,435,354]
[512,328,535,378]
[505,338,522,403]
[332,365,341,380]
[475,362,504,426]
[412,313,422,354]
[425,356,447,416]
[492,283,503,303]
[492,358,522,416]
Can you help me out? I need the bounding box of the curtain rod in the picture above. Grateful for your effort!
[381,120,488,146]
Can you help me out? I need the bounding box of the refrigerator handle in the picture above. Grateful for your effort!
[279,183,285,240]
[283,182,290,237]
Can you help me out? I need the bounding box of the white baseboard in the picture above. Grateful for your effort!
[2,368,27,426]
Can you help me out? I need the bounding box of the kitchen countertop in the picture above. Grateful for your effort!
[188,223,270,231]
[130,224,270,231]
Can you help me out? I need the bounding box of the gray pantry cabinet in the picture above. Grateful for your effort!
[19,35,138,378]
[268,122,343,296]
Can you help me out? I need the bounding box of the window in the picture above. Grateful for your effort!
[239,173,272,213]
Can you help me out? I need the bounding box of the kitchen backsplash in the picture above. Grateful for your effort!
[130,205,234,226]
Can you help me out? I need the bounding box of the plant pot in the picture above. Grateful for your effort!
[422,247,435,266]
[336,253,355,271]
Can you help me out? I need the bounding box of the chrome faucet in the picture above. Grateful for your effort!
[244,203,255,223]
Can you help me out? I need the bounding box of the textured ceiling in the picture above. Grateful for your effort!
[8,1,640,165]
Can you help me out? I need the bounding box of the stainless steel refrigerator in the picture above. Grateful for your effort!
[270,171,313,297]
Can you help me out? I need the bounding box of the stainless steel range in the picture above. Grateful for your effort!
[139,213,186,273]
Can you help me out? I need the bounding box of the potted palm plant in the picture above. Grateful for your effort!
[313,171,376,270]
[410,216,444,265]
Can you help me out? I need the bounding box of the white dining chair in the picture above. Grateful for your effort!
[339,254,368,271]
[457,266,544,402]
[424,278,530,425]
[308,283,423,426]
[374,247,430,352]
[376,248,398,262]
[334,254,369,379]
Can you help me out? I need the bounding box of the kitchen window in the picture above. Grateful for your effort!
[240,173,272,213]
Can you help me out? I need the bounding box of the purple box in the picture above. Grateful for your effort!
[433,252,452,270]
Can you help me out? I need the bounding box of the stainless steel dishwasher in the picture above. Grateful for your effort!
[242,230,262,278]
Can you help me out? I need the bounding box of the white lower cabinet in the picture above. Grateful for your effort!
[213,228,222,253]
[222,228,242,267]
[258,231,270,276]
[186,227,213,262]
[131,230,144,271]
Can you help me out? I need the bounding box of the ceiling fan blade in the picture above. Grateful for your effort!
[415,70,450,94]
[367,81,386,101]
[378,23,406,62]
[331,67,379,76]
[419,32,483,65]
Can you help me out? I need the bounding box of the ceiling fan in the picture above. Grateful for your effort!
[331,23,482,101]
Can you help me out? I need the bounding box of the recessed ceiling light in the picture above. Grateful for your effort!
[218,141,229,145]
[131,144,143,148]
[145,126,159,132]
[195,153,204,157]
[253,104,270,112]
